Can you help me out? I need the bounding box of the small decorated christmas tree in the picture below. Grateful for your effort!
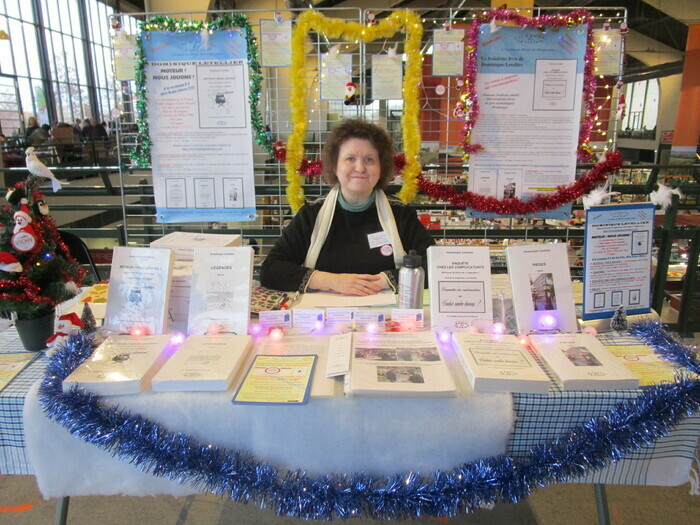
[0,176,86,321]
[610,305,629,333]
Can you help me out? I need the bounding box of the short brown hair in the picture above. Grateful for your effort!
[321,119,395,190]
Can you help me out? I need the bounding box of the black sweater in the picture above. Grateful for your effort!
[260,195,434,292]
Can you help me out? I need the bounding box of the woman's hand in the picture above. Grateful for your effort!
[308,271,388,296]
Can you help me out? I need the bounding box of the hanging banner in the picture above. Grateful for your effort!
[467,24,587,218]
[142,30,256,223]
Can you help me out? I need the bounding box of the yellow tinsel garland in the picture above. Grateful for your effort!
[286,10,423,212]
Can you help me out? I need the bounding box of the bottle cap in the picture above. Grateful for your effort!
[403,249,421,268]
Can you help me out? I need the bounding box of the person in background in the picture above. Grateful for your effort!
[80,118,93,141]
[260,119,434,295]
[25,116,40,142]
[28,124,50,146]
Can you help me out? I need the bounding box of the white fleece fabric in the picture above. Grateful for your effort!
[24,361,513,499]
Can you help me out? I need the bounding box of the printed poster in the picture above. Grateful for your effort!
[583,203,655,319]
[260,19,292,67]
[321,53,352,100]
[432,28,465,76]
[142,30,257,222]
[371,54,403,100]
[467,24,588,218]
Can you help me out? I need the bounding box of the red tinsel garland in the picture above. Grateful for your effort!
[418,151,623,215]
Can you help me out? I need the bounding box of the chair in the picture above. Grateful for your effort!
[58,230,101,282]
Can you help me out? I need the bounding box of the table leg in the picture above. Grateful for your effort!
[55,496,70,525]
[594,484,611,525]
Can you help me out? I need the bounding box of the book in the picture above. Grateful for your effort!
[505,243,578,333]
[232,354,316,405]
[452,333,550,393]
[347,331,456,397]
[103,247,174,335]
[529,333,640,390]
[149,231,242,261]
[427,245,493,331]
[187,247,254,335]
[167,261,193,333]
[0,352,38,392]
[151,334,252,392]
[62,334,172,395]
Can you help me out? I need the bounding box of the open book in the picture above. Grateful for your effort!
[346,331,456,397]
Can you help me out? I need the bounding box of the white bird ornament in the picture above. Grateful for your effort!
[650,183,683,211]
[582,181,620,210]
[25,147,68,192]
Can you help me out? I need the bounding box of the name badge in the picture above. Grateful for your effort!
[367,231,390,249]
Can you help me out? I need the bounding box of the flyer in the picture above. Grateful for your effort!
[142,30,256,222]
[260,19,292,67]
[583,203,655,319]
[232,354,316,404]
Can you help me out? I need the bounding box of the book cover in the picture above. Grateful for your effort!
[529,333,640,390]
[62,334,173,395]
[428,245,493,331]
[232,354,316,405]
[347,331,456,397]
[505,243,578,333]
[104,247,174,335]
[452,333,550,393]
[151,334,252,392]
[605,344,679,386]
[0,352,38,392]
[187,247,254,335]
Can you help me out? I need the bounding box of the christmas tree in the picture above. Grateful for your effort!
[610,305,629,333]
[0,176,86,320]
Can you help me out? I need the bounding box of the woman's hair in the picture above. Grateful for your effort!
[321,119,395,189]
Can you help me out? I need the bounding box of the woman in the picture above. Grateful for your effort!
[260,119,434,295]
[25,117,40,142]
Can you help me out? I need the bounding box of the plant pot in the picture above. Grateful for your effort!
[15,308,56,352]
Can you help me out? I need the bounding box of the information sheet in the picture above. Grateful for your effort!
[432,28,465,76]
[592,28,623,76]
[321,53,352,100]
[232,354,316,404]
[142,30,256,222]
[260,19,292,67]
[371,54,403,100]
[113,33,137,81]
[583,203,655,319]
[467,24,587,218]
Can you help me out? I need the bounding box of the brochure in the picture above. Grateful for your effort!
[428,245,493,331]
[232,354,316,405]
[151,334,253,392]
[529,333,640,390]
[452,333,550,393]
[104,247,174,335]
[347,331,456,397]
[62,334,172,395]
[505,243,578,333]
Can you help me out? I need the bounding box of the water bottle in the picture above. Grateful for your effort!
[398,250,425,309]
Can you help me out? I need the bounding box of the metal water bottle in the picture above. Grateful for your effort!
[398,250,425,309]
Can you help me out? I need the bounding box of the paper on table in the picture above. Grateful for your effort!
[294,290,396,309]
[326,332,352,377]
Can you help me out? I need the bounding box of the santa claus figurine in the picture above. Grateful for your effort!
[46,313,85,354]
[344,81,357,105]
[11,199,37,253]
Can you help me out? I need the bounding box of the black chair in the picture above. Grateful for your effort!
[58,230,101,282]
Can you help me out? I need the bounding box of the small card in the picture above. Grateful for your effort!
[259,310,293,328]
[354,310,386,330]
[326,307,356,324]
[390,309,425,329]
[292,309,325,329]
[367,231,390,249]
[326,332,352,377]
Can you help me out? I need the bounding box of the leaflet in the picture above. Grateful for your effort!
[232,354,316,405]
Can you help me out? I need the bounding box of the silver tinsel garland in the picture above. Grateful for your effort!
[38,322,700,520]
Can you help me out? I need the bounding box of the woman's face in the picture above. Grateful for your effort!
[28,117,37,126]
[335,138,380,204]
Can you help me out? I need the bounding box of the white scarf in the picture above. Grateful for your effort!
[304,187,405,269]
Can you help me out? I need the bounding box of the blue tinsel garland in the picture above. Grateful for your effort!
[38,322,700,520]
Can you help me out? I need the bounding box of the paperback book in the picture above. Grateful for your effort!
[452,333,550,393]
[505,243,578,333]
[104,247,174,335]
[187,247,254,335]
[62,334,172,395]
[151,334,253,392]
[428,245,493,331]
[232,354,316,405]
[347,331,456,397]
[529,333,640,390]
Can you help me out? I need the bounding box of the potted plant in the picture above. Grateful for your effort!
[0,176,86,351]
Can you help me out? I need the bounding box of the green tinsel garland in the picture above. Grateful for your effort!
[131,13,273,168]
